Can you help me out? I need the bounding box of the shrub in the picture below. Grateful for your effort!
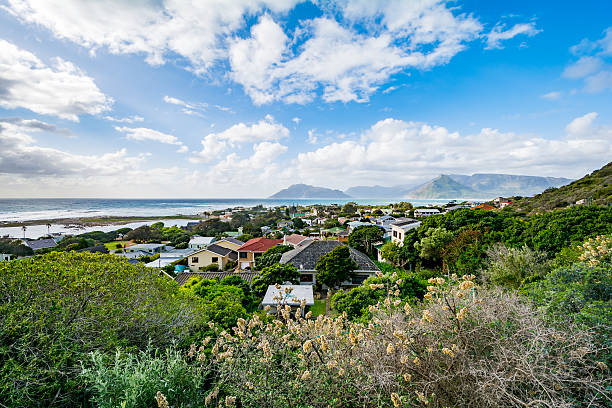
[197,276,609,407]
[82,346,209,408]
[203,263,220,272]
[483,244,551,288]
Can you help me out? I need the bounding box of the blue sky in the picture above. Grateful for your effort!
[0,0,610,198]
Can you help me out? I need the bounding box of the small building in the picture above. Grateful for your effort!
[283,233,310,247]
[471,203,496,211]
[261,284,314,317]
[188,236,216,250]
[22,238,57,251]
[390,219,421,245]
[237,238,283,269]
[125,243,167,254]
[346,221,371,232]
[280,240,380,286]
[188,244,238,271]
[1,253,17,261]
[277,220,293,229]
[145,249,194,269]
[414,208,441,217]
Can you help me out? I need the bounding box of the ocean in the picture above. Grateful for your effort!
[0,198,457,239]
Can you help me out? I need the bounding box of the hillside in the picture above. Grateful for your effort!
[269,184,352,199]
[509,162,612,212]
[404,175,482,199]
[449,173,572,197]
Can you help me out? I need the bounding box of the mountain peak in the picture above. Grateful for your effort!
[269,184,352,199]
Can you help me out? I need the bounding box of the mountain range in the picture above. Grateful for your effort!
[270,173,573,199]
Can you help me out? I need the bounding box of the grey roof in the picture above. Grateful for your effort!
[262,285,314,306]
[219,237,244,246]
[24,238,57,250]
[205,243,234,256]
[391,218,418,227]
[174,271,260,286]
[280,240,379,272]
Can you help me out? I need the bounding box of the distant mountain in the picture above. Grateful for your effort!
[269,184,352,199]
[344,185,412,198]
[448,173,572,197]
[404,175,482,199]
[509,162,612,213]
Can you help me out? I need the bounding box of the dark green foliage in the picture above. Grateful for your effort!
[0,252,208,407]
[251,263,300,298]
[264,244,293,256]
[315,246,358,290]
[254,245,294,270]
[332,269,426,322]
[230,213,251,229]
[292,218,305,229]
[0,239,33,256]
[193,219,232,236]
[236,233,254,242]
[203,263,220,272]
[125,225,163,243]
[82,347,209,408]
[348,225,385,256]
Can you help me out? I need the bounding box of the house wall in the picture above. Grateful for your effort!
[238,251,263,269]
[188,250,228,271]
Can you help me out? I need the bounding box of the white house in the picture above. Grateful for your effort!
[390,219,421,245]
[188,236,216,250]
[261,284,314,317]
[125,243,167,254]
[347,221,372,232]
[414,208,441,217]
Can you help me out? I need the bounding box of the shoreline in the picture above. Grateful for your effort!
[0,214,202,228]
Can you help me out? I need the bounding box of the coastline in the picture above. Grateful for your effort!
[0,214,201,228]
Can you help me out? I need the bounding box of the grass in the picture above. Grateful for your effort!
[310,299,327,317]
[103,240,133,250]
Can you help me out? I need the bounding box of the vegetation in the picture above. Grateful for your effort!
[315,246,358,290]
[251,263,300,298]
[347,225,385,256]
[254,244,293,270]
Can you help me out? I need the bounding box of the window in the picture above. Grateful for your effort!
[192,257,198,263]
[352,274,369,284]
[212,257,218,263]
[399,233,403,241]
[300,274,313,282]
[254,252,262,258]
[393,231,397,238]
[239,252,248,259]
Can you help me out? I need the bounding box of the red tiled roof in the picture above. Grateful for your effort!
[237,238,283,253]
[472,204,496,210]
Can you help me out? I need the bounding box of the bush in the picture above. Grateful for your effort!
[82,346,209,408]
[203,263,220,272]
[483,244,551,288]
[0,252,208,406]
[199,276,609,407]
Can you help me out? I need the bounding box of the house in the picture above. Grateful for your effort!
[301,218,313,226]
[237,238,283,269]
[444,204,471,212]
[214,237,244,252]
[337,230,350,243]
[472,203,496,211]
[414,208,441,217]
[337,217,355,224]
[188,236,216,250]
[279,240,380,286]
[1,253,17,261]
[22,238,57,251]
[125,243,167,254]
[492,197,510,206]
[261,226,271,233]
[145,248,194,269]
[261,284,314,317]
[499,201,511,209]
[277,220,293,229]
[347,221,371,232]
[174,271,260,287]
[390,219,421,245]
[188,244,238,271]
[283,233,310,247]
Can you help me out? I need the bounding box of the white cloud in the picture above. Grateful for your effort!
[296,116,612,187]
[540,91,562,100]
[115,126,188,153]
[4,0,537,105]
[163,95,208,116]
[564,27,612,93]
[307,129,319,144]
[0,39,112,121]
[104,115,144,123]
[292,117,301,125]
[485,22,541,49]
[191,115,289,162]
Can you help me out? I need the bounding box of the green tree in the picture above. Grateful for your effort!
[348,225,385,256]
[341,202,358,215]
[315,246,358,290]
[251,263,300,298]
[415,227,455,265]
[292,218,305,229]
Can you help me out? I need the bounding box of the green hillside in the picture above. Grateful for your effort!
[510,162,612,213]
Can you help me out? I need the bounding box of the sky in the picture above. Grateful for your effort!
[0,0,610,198]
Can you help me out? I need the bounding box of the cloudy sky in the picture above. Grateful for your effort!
[0,0,610,198]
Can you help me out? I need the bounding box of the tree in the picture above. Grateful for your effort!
[292,218,305,229]
[315,246,358,290]
[348,225,385,256]
[125,225,162,243]
[251,263,300,298]
[341,202,358,215]
[254,245,294,270]
[415,227,455,265]
[380,242,401,266]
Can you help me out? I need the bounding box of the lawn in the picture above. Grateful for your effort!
[103,241,133,251]
[310,299,327,317]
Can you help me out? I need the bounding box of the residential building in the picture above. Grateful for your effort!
[1,253,17,261]
[277,220,293,229]
[144,248,194,269]
[188,244,238,271]
[22,238,57,251]
[472,203,496,211]
[280,240,380,286]
[347,220,371,232]
[237,238,283,269]
[390,219,421,245]
[214,237,244,252]
[492,197,510,206]
[188,236,216,250]
[283,233,310,247]
[125,243,167,254]
[261,284,314,316]
[414,208,441,217]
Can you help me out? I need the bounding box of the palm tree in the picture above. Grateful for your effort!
[21,225,27,239]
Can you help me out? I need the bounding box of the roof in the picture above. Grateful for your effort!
[280,240,380,272]
[128,243,166,250]
[415,208,440,213]
[174,271,260,286]
[283,233,309,246]
[238,238,283,253]
[23,238,57,250]
[262,285,314,306]
[391,218,418,227]
[217,237,244,246]
[392,220,421,231]
[472,204,496,210]
[206,243,234,256]
[189,236,216,245]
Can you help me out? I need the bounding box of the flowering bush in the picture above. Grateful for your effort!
[182,274,609,407]
[578,234,612,266]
